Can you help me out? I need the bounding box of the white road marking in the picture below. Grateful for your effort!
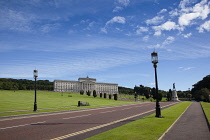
[62,114,91,120]
[0,121,46,130]
[51,102,178,140]
[100,110,116,114]
[0,103,142,121]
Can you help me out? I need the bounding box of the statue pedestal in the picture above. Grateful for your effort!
[171,90,180,101]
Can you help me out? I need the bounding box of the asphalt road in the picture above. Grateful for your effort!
[0,102,178,140]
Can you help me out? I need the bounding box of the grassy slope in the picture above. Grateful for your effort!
[201,102,210,124]
[0,90,133,116]
[87,101,191,140]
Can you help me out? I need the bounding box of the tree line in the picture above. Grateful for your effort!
[0,78,53,91]
[191,75,210,102]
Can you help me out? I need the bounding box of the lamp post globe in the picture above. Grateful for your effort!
[33,70,38,111]
[151,52,158,64]
[151,52,161,118]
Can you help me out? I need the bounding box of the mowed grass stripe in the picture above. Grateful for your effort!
[0,90,134,117]
[86,101,191,140]
[201,102,210,124]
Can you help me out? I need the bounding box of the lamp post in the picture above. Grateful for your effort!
[151,52,161,118]
[33,70,38,111]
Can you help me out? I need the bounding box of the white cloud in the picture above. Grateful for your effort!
[113,0,130,12]
[0,8,35,32]
[179,12,200,26]
[183,32,192,38]
[106,16,126,25]
[179,67,194,71]
[136,27,148,35]
[40,23,60,33]
[179,0,192,12]
[178,0,210,26]
[117,0,130,6]
[162,36,175,46]
[100,27,107,34]
[159,9,167,14]
[143,35,149,41]
[146,16,164,25]
[153,21,178,36]
[198,20,210,32]
[113,6,123,12]
[169,9,179,17]
[148,36,175,49]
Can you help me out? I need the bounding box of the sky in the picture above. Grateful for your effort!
[0,0,210,91]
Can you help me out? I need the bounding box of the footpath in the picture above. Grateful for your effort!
[161,102,210,140]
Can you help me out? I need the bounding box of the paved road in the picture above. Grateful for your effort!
[0,102,177,140]
[161,102,210,140]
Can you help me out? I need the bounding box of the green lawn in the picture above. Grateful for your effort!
[119,94,168,102]
[0,90,134,116]
[86,101,191,140]
[201,102,210,124]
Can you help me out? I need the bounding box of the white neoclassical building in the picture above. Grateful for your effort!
[54,76,118,94]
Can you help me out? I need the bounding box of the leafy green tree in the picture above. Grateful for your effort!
[86,90,91,96]
[188,94,192,101]
[109,94,112,99]
[194,88,210,102]
[134,93,138,101]
[167,89,172,101]
[93,90,97,98]
[80,90,84,95]
[114,94,118,100]
[191,75,210,101]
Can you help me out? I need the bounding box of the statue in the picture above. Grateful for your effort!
[173,83,176,90]
[171,83,179,101]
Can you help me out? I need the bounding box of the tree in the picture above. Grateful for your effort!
[109,94,112,99]
[144,88,150,99]
[86,90,91,96]
[134,93,138,102]
[80,90,84,95]
[151,88,156,99]
[114,94,118,100]
[194,88,210,102]
[188,94,192,101]
[93,90,97,98]
[167,89,172,101]
[191,75,210,100]
[158,93,163,101]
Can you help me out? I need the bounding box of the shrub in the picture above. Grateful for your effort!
[80,90,84,95]
[104,93,107,98]
[114,94,118,100]
[100,93,102,98]
[93,90,97,98]
[109,94,112,99]
[86,90,91,96]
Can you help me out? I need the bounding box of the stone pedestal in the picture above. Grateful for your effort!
[171,89,180,101]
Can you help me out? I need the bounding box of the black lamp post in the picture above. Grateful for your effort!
[151,52,161,118]
[33,70,38,111]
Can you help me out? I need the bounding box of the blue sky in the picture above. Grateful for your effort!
[0,0,210,91]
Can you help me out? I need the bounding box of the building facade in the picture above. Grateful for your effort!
[54,76,118,94]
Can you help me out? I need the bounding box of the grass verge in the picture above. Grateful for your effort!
[201,102,210,124]
[86,101,191,140]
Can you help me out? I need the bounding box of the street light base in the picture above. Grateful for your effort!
[155,107,162,118]
[33,103,37,111]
